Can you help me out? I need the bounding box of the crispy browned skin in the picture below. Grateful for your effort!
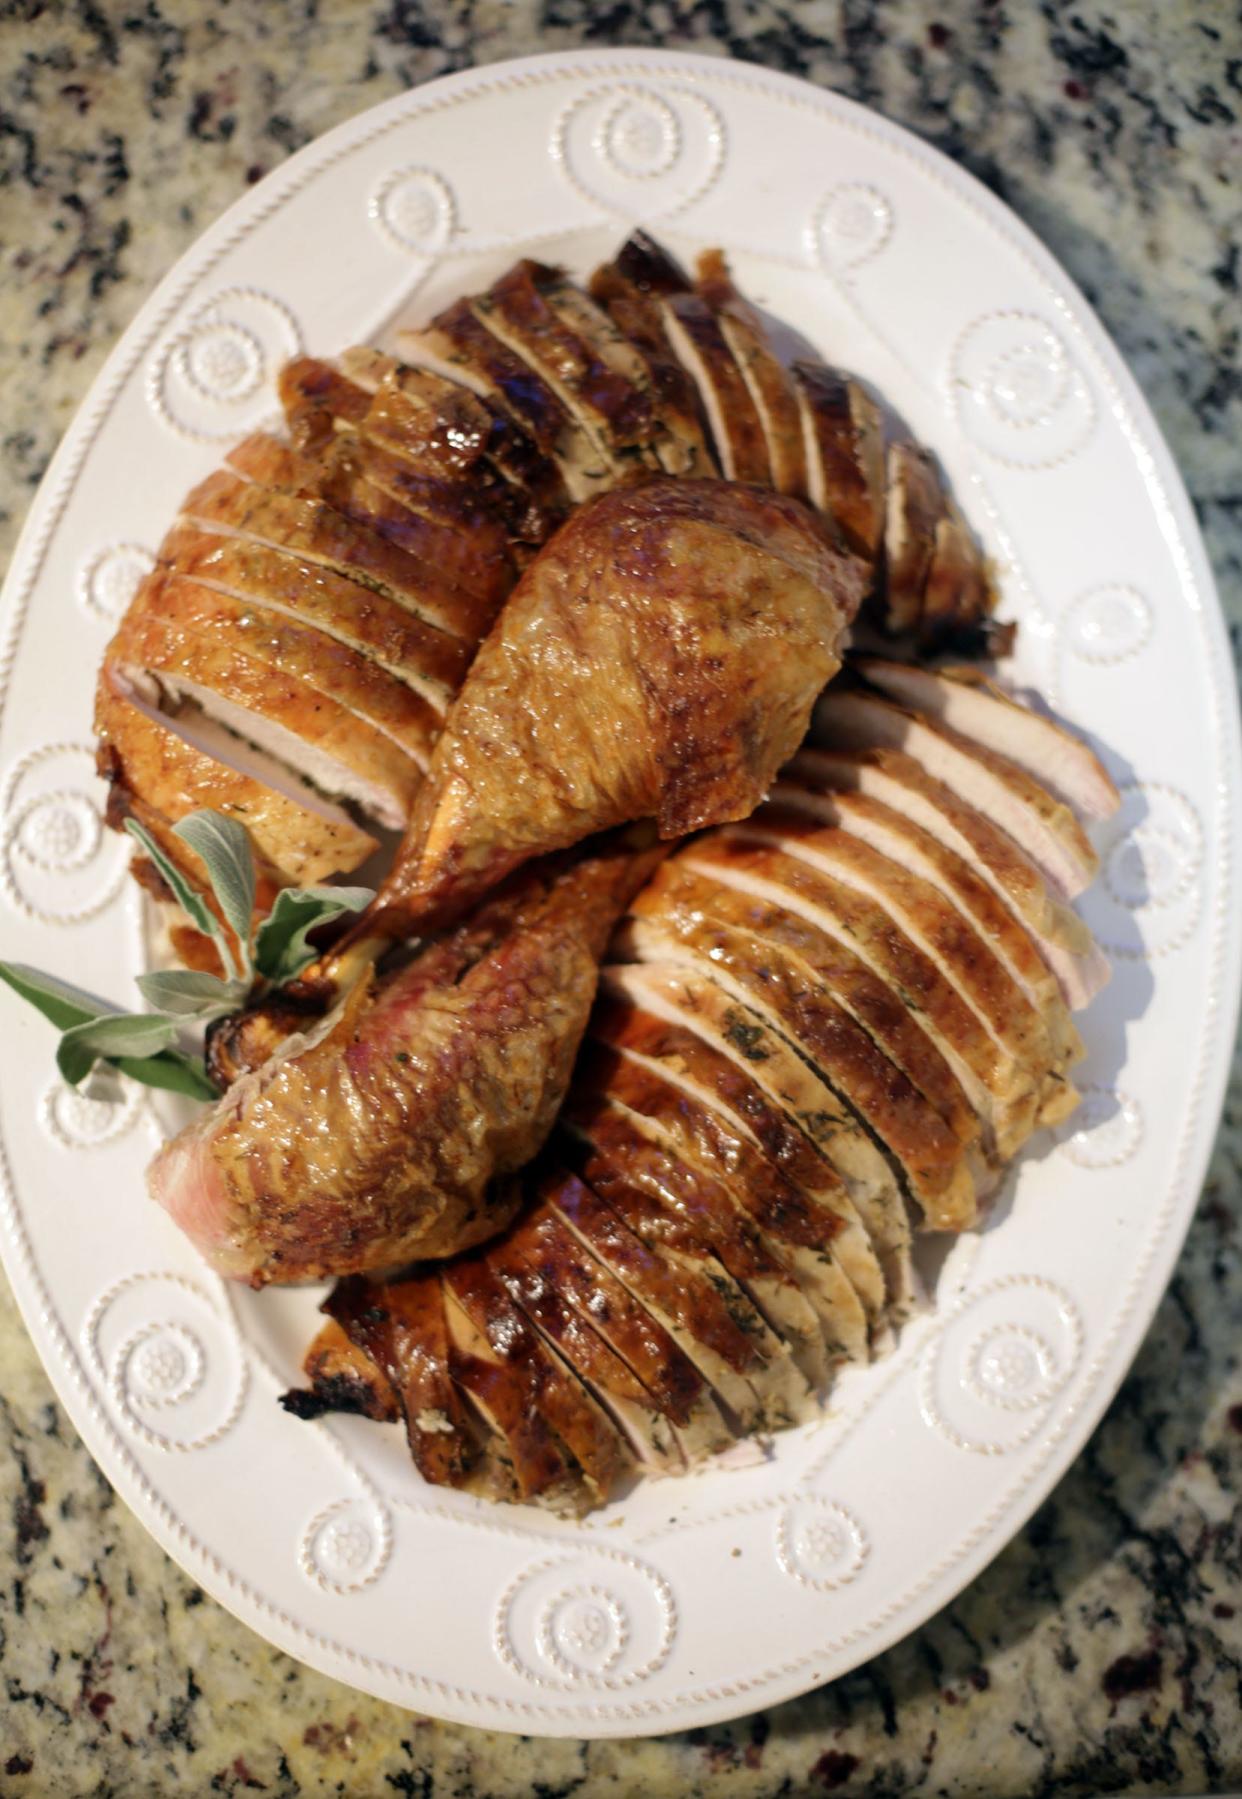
[159,522,470,697]
[496,1197,710,1427]
[281,1317,402,1423]
[442,1257,599,1504]
[476,260,657,461]
[454,1246,632,1501]
[282,354,569,543]
[323,1274,474,1484]
[647,853,982,1152]
[743,806,1059,1078]
[882,442,944,634]
[226,434,512,621]
[593,993,829,1193]
[576,1041,866,1365]
[408,297,580,457]
[662,292,771,483]
[589,234,715,478]
[277,358,373,452]
[147,839,657,1285]
[791,744,1093,956]
[794,364,885,561]
[286,1267,624,1509]
[111,591,424,823]
[566,1097,798,1295]
[554,1143,797,1406]
[626,864,980,1228]
[181,469,486,645]
[921,510,991,636]
[326,438,515,606]
[369,477,865,932]
[545,1169,765,1382]
[134,567,445,761]
[685,834,1025,1139]
[485,1222,686,1473]
[697,249,805,495]
[577,1043,846,1262]
[94,670,376,885]
[771,776,1080,1056]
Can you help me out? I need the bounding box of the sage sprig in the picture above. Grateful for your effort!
[0,810,373,1101]
[0,963,218,1101]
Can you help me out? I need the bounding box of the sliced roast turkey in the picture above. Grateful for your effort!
[717,811,1079,1136]
[577,1039,871,1369]
[793,363,886,562]
[813,687,1100,898]
[696,249,805,494]
[618,900,983,1232]
[399,296,614,502]
[179,468,487,646]
[589,991,887,1328]
[159,522,467,709]
[541,1170,774,1432]
[95,668,376,885]
[597,961,916,1315]
[768,776,1084,1070]
[853,657,1120,823]
[564,1096,826,1388]
[588,232,716,478]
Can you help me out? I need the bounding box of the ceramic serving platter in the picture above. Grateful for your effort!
[0,49,1236,1739]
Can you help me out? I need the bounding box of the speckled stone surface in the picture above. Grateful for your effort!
[1,3,1240,1794]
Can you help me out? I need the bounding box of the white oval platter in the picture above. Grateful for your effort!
[0,49,1237,1738]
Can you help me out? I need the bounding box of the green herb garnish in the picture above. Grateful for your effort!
[0,810,373,1102]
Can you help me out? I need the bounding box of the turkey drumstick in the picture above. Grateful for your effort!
[148,833,661,1286]
[353,476,866,941]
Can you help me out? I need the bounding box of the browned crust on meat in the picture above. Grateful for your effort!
[794,364,885,560]
[159,521,470,696]
[325,1273,474,1485]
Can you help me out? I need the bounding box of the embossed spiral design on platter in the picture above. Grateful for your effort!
[77,543,156,624]
[495,1548,676,1690]
[299,1496,392,1595]
[1078,781,1205,959]
[811,183,893,270]
[1062,584,1153,666]
[919,1275,1083,1455]
[0,743,128,924]
[950,311,1096,468]
[776,1496,869,1591]
[39,1073,145,1151]
[147,286,301,442]
[552,82,724,220]
[83,1273,249,1453]
[1058,1084,1145,1170]
[370,166,456,255]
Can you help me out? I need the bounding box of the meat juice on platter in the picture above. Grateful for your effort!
[2,234,1119,1517]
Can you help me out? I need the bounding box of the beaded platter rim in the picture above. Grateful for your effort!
[0,49,1237,1737]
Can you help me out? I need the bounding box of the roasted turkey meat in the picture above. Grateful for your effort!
[286,666,1118,1512]
[148,837,657,1286]
[367,476,866,931]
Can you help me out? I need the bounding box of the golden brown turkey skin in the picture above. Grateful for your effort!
[369,477,866,933]
[147,838,657,1286]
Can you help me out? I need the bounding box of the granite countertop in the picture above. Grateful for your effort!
[1,2,1240,1793]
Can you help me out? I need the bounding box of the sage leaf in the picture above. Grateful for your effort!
[173,812,255,973]
[112,1048,219,1101]
[0,961,218,1102]
[57,1012,180,1088]
[253,885,373,985]
[122,819,219,944]
[0,961,118,1033]
[136,969,249,1020]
